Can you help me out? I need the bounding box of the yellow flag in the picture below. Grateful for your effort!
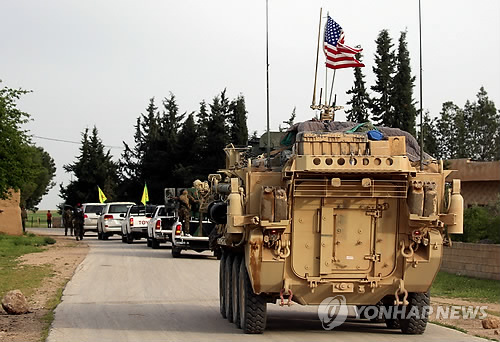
[98,186,107,203]
[141,183,149,205]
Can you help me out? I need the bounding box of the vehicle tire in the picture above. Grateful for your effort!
[126,233,133,244]
[238,258,266,334]
[171,246,182,258]
[219,251,226,319]
[152,238,160,249]
[147,237,152,247]
[224,253,234,323]
[399,292,430,334]
[103,233,109,240]
[232,254,242,328]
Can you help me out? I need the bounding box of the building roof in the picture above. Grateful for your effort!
[446,159,500,182]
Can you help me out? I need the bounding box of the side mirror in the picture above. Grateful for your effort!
[146,214,152,218]
[96,212,102,216]
[120,213,125,218]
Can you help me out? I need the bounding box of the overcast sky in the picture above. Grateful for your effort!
[1,0,499,209]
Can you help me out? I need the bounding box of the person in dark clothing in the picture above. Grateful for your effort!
[73,203,84,241]
[46,210,52,228]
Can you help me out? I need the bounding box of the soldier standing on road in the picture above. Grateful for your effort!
[73,203,84,241]
[178,189,195,236]
[63,207,73,236]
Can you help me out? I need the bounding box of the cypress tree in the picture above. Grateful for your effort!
[345,53,371,123]
[228,94,248,145]
[371,29,395,127]
[392,30,417,135]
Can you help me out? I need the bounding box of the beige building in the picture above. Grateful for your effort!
[446,159,500,208]
[0,190,23,235]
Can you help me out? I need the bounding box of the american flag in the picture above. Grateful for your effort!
[324,16,364,70]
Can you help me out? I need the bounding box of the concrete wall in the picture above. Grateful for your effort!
[0,190,23,236]
[441,242,500,280]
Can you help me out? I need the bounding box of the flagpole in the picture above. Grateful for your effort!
[328,69,336,106]
[419,0,424,170]
[311,8,322,107]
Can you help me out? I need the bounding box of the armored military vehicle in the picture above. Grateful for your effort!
[206,117,464,334]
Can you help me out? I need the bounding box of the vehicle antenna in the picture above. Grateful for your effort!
[266,0,271,170]
[329,69,336,106]
[311,8,322,107]
[419,0,424,170]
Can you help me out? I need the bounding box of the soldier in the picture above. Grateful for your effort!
[177,189,195,236]
[63,206,73,236]
[73,203,84,241]
[20,206,28,233]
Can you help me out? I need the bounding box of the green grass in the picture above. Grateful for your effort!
[0,232,56,298]
[41,284,66,342]
[431,271,500,303]
[26,210,61,228]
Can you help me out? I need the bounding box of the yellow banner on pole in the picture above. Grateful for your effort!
[141,183,149,205]
[98,186,107,203]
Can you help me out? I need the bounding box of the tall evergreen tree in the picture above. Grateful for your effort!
[60,127,118,206]
[205,90,230,173]
[345,53,371,123]
[228,94,248,145]
[371,29,396,127]
[175,113,200,183]
[392,30,417,135]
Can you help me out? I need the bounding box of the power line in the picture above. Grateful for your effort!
[31,135,123,149]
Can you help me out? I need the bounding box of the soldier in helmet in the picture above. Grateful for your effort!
[177,189,195,236]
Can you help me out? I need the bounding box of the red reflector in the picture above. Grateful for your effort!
[84,214,88,219]
[104,215,113,220]
[175,224,182,235]
[155,220,161,230]
[129,217,134,226]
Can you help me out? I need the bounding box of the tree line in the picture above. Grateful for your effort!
[345,29,500,161]
[0,82,56,210]
[59,90,248,205]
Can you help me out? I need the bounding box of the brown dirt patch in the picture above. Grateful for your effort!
[0,235,88,342]
[431,296,500,340]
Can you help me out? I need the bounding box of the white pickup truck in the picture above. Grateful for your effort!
[170,217,217,258]
[121,204,155,244]
[146,205,178,249]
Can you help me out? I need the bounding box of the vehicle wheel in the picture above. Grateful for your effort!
[147,237,152,247]
[98,229,103,240]
[386,318,400,329]
[399,292,430,334]
[238,258,266,334]
[232,254,242,328]
[214,248,222,260]
[224,253,234,323]
[152,238,160,249]
[171,246,182,258]
[103,233,109,240]
[126,233,133,244]
[219,251,226,318]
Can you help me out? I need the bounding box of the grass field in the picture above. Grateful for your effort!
[0,232,56,298]
[431,271,500,303]
[26,210,61,228]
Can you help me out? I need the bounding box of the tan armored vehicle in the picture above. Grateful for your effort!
[206,119,463,334]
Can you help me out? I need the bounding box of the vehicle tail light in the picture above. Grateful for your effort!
[155,220,161,230]
[129,217,134,226]
[84,214,88,219]
[175,224,182,235]
[104,215,113,220]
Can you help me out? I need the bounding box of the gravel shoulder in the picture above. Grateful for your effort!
[0,231,88,342]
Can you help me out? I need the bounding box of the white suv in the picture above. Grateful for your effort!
[97,202,134,240]
[82,203,106,233]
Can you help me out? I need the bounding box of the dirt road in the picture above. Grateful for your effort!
[45,232,484,342]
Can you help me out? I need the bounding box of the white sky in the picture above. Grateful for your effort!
[1,0,499,209]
